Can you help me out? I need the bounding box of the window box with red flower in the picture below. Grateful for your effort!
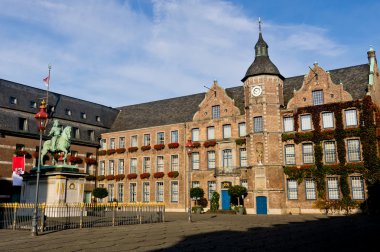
[14,150,32,159]
[86,175,96,181]
[106,149,116,155]
[128,147,138,152]
[235,139,246,146]
[153,172,165,178]
[141,145,151,151]
[140,173,151,179]
[115,174,125,181]
[69,156,83,165]
[85,158,97,166]
[106,175,115,180]
[168,142,179,149]
[98,150,107,156]
[203,140,216,148]
[191,142,201,148]
[127,173,138,179]
[154,144,165,150]
[116,148,126,154]
[167,171,179,178]
[96,175,105,181]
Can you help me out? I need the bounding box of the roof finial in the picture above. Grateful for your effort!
[258,17,262,33]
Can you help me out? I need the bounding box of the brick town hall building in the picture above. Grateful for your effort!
[1,31,379,214]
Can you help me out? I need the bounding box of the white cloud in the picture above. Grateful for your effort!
[0,0,353,107]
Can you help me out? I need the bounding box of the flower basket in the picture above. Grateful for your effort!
[154,144,165,150]
[167,171,179,178]
[203,140,216,148]
[128,147,138,152]
[115,174,125,181]
[141,145,151,151]
[106,149,116,155]
[106,175,115,180]
[153,172,165,178]
[98,150,107,156]
[85,158,98,165]
[115,148,126,154]
[140,173,151,179]
[127,173,138,179]
[14,150,32,159]
[168,142,179,149]
[191,142,201,148]
[235,138,246,146]
[69,156,83,164]
[96,175,105,181]
[86,175,96,181]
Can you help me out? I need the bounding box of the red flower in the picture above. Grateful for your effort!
[203,140,216,148]
[191,142,201,148]
[115,148,126,154]
[85,158,97,165]
[168,142,180,149]
[154,144,165,150]
[153,172,165,178]
[141,145,151,151]
[106,149,116,155]
[127,173,138,179]
[106,175,115,180]
[128,147,138,152]
[140,173,151,179]
[167,171,179,178]
[115,174,125,181]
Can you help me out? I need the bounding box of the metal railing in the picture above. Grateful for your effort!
[0,202,165,232]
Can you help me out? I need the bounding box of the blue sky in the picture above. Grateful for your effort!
[0,0,379,107]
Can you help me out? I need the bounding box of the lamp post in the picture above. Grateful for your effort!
[31,100,48,236]
[185,139,193,223]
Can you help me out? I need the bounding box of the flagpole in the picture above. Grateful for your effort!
[46,65,51,107]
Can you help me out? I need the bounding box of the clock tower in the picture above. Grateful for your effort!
[242,27,285,214]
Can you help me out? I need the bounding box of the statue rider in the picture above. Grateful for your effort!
[48,119,62,152]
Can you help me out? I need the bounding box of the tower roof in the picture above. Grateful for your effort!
[242,32,284,82]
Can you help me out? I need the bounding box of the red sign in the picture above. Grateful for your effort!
[12,156,25,175]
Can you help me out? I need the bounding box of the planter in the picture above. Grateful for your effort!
[191,142,201,148]
[167,171,179,178]
[106,175,115,180]
[154,144,165,151]
[115,174,125,181]
[168,142,179,149]
[235,138,246,146]
[153,172,164,178]
[106,149,116,155]
[127,173,138,179]
[115,148,126,154]
[85,158,98,165]
[141,145,151,151]
[192,206,203,214]
[203,140,216,148]
[98,150,107,156]
[128,147,138,152]
[237,207,245,215]
[140,173,151,179]
[69,156,83,165]
[96,175,105,181]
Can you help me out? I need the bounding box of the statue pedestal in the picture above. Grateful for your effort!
[21,165,87,204]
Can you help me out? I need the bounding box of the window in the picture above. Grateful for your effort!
[171,181,179,202]
[284,145,295,165]
[99,161,105,175]
[287,179,298,200]
[322,112,334,129]
[110,138,115,149]
[144,134,151,146]
[119,137,125,148]
[130,158,137,174]
[192,128,199,141]
[192,152,199,170]
[212,105,220,119]
[18,118,28,131]
[96,116,101,122]
[192,181,200,188]
[324,141,336,163]
[351,176,364,200]
[240,148,247,167]
[108,184,114,202]
[156,182,164,202]
[118,159,124,174]
[10,96,17,104]
[207,151,215,169]
[208,181,216,200]
[312,90,324,105]
[129,183,137,202]
[305,179,316,200]
[327,177,339,200]
[30,101,37,108]
[88,130,95,141]
[117,183,124,202]
[207,126,215,140]
[253,117,263,133]
[283,117,294,132]
[81,112,87,119]
[131,135,138,147]
[302,143,314,164]
[65,109,71,116]
[72,127,80,139]
[347,139,361,161]
[100,139,106,150]
[345,109,358,127]
[171,130,178,143]
[157,156,164,172]
[108,160,115,175]
[238,122,246,137]
[142,182,150,202]
[143,157,151,173]
[157,132,165,144]
[241,179,248,189]
[171,155,179,171]
[300,115,312,131]
[223,124,231,138]
[222,149,233,169]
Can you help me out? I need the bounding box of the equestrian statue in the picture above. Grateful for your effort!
[40,119,72,164]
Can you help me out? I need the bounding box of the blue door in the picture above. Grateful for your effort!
[221,190,231,210]
[256,196,267,215]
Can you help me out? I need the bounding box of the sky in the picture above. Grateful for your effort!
[0,0,379,107]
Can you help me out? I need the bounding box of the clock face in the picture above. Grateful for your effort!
[251,86,262,97]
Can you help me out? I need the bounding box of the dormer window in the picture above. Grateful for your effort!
[96,116,101,122]
[30,101,37,108]
[312,90,324,105]
[10,97,17,104]
[81,112,87,119]
[65,109,72,116]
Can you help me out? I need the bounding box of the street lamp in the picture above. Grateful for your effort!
[185,139,193,223]
[32,100,48,236]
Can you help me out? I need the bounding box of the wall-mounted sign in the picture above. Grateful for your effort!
[221,181,232,189]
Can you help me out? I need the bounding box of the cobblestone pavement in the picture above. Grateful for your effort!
[0,213,378,252]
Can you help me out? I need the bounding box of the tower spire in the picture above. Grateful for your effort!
[258,17,262,33]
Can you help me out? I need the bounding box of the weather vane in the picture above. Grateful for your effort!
[258,17,262,33]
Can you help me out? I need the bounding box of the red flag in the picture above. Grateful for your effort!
[12,156,25,175]
[43,76,50,87]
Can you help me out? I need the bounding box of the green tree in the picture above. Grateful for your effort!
[190,187,204,206]
[92,187,108,200]
[210,191,220,212]
[228,185,247,206]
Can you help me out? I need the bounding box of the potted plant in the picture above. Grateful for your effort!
[167,171,179,178]
[140,172,151,179]
[190,187,205,214]
[153,172,165,178]
[98,150,107,156]
[141,145,151,151]
[168,142,179,149]
[96,175,105,181]
[86,175,96,181]
[203,140,216,148]
[115,174,125,181]
[106,149,116,155]
[115,148,126,154]
[85,157,98,165]
[106,174,115,180]
[191,142,201,148]
[228,185,247,215]
[210,191,220,212]
[154,144,165,150]
[127,173,138,179]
